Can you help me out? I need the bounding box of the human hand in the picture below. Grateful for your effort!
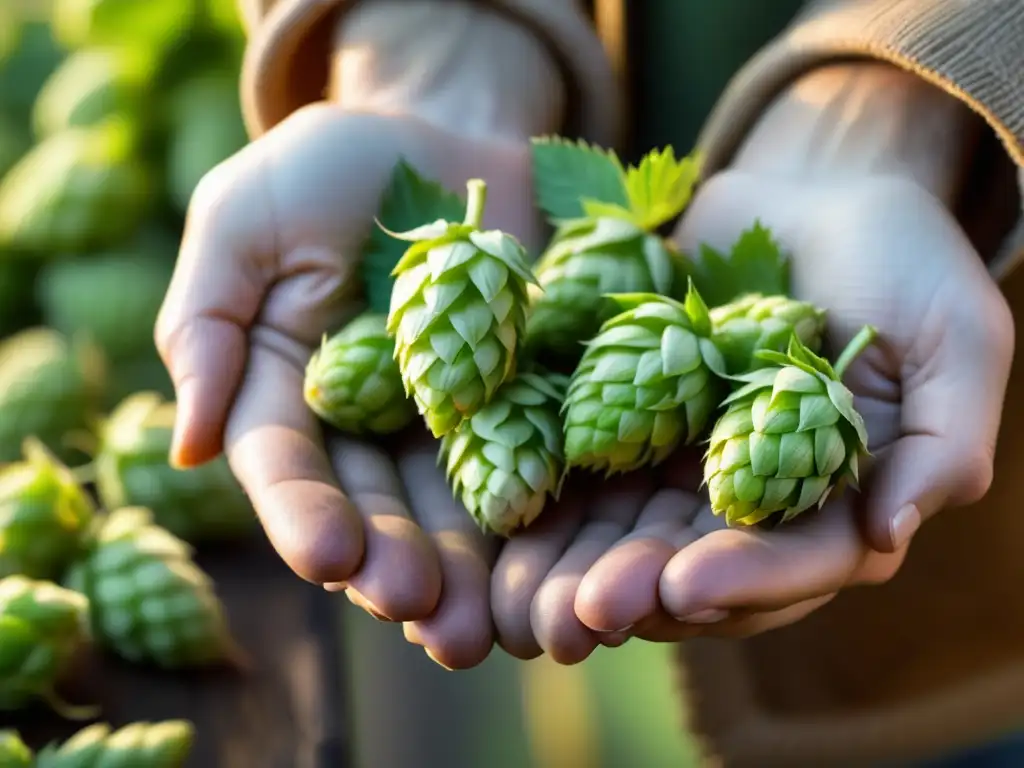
[492,63,1015,656]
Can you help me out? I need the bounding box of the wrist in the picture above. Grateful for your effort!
[730,63,981,205]
[328,0,566,144]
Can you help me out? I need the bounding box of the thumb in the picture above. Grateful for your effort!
[864,281,1015,552]
[155,148,275,468]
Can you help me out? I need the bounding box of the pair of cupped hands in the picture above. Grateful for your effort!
[154,64,1013,670]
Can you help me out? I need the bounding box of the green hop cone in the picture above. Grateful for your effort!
[441,371,566,537]
[711,293,827,375]
[305,313,415,436]
[94,393,255,544]
[386,179,536,437]
[32,47,157,139]
[527,217,686,361]
[37,249,174,363]
[0,438,96,580]
[0,118,151,255]
[0,730,32,768]
[0,575,90,714]
[64,507,242,668]
[0,327,106,464]
[704,327,877,527]
[563,286,726,475]
[36,720,194,768]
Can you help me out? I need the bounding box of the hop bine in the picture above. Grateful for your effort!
[710,293,826,375]
[64,507,244,669]
[563,285,726,475]
[704,327,877,527]
[386,179,536,437]
[0,438,95,580]
[441,371,566,536]
[304,312,416,436]
[0,575,91,717]
[34,720,194,768]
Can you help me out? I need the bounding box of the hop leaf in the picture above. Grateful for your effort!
[530,136,628,220]
[362,159,465,314]
[624,146,702,230]
[687,222,791,308]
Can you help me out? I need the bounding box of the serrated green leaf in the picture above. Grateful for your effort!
[684,221,791,308]
[580,198,637,223]
[530,135,628,220]
[361,159,465,314]
[624,147,701,230]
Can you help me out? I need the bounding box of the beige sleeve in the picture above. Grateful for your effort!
[235,0,622,149]
[697,0,1024,280]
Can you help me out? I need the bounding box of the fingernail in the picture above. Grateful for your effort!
[599,632,631,648]
[594,623,634,634]
[323,582,347,593]
[890,503,921,549]
[168,377,195,469]
[676,608,728,624]
[425,648,454,671]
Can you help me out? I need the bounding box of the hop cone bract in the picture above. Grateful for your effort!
[0,575,89,712]
[0,119,150,254]
[0,327,106,463]
[64,507,241,668]
[0,438,95,580]
[0,730,32,767]
[704,330,875,526]
[441,371,566,536]
[94,393,255,543]
[387,179,535,436]
[563,287,726,474]
[36,720,194,768]
[526,216,686,361]
[711,293,826,374]
[305,313,415,435]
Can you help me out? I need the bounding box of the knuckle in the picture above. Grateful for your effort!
[956,448,995,506]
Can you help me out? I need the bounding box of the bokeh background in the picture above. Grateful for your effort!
[0,2,699,765]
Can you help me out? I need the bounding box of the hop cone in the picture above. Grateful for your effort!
[711,293,826,374]
[704,329,875,527]
[526,216,687,362]
[0,327,106,464]
[35,721,194,768]
[441,371,566,537]
[94,393,254,544]
[0,730,32,767]
[64,507,241,668]
[304,313,415,436]
[0,119,150,254]
[563,287,726,475]
[0,438,95,580]
[0,575,89,712]
[37,248,174,363]
[32,47,156,139]
[387,179,535,436]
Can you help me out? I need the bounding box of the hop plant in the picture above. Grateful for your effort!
[0,575,89,714]
[386,179,535,436]
[0,327,106,464]
[32,47,156,139]
[563,286,726,475]
[93,393,255,543]
[704,328,876,527]
[0,730,32,767]
[35,720,194,768]
[0,438,96,580]
[64,507,242,669]
[527,217,687,360]
[304,313,415,436]
[526,142,700,362]
[0,119,151,254]
[441,371,566,536]
[711,293,827,375]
